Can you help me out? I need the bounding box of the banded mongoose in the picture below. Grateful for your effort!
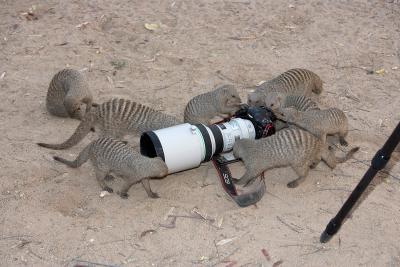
[184,84,242,124]
[266,94,320,112]
[232,128,359,188]
[46,69,94,119]
[247,68,323,107]
[53,137,168,199]
[274,107,349,146]
[37,98,182,150]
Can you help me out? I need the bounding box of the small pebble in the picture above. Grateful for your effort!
[100,191,110,198]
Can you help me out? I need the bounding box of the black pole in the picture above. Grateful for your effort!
[320,121,400,243]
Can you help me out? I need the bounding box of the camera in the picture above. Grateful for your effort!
[140,104,276,174]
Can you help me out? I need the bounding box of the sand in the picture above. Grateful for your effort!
[1,0,400,266]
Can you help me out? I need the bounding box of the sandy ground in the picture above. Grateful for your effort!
[1,0,400,266]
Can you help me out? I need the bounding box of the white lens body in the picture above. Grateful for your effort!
[140,118,256,174]
[219,118,256,152]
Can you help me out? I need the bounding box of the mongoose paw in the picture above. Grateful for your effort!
[149,192,160,199]
[103,186,114,193]
[287,181,299,188]
[339,139,349,146]
[120,192,129,199]
[309,162,318,169]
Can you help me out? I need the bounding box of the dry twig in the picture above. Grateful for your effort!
[70,259,119,267]
[140,229,156,238]
[276,216,303,233]
[272,260,284,267]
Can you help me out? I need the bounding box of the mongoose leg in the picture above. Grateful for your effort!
[141,178,159,198]
[95,169,113,193]
[339,134,348,146]
[309,161,318,169]
[287,164,310,188]
[339,137,348,146]
[218,113,231,119]
[209,115,225,125]
[321,149,338,169]
[119,177,140,199]
[320,133,327,145]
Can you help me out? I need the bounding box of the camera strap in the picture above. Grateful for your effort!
[211,156,266,207]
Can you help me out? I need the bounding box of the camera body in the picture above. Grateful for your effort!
[140,105,276,174]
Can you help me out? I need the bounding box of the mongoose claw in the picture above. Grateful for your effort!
[103,186,113,193]
[119,192,129,199]
[150,192,160,199]
[339,138,348,146]
[309,162,318,169]
[287,181,299,188]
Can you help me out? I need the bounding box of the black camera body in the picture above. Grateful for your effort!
[233,104,276,139]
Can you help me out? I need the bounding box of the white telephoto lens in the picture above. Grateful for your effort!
[140,118,256,175]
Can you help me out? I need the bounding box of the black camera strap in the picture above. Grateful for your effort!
[212,155,266,207]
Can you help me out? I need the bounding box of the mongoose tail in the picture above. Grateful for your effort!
[321,146,359,170]
[37,110,96,150]
[336,147,359,163]
[53,143,91,168]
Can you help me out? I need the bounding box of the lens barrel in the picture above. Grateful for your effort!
[140,118,256,174]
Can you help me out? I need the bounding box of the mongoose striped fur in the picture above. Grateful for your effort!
[53,137,168,199]
[247,68,323,107]
[46,69,94,119]
[37,98,182,150]
[232,128,359,187]
[266,94,320,112]
[184,84,242,124]
[275,107,349,146]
